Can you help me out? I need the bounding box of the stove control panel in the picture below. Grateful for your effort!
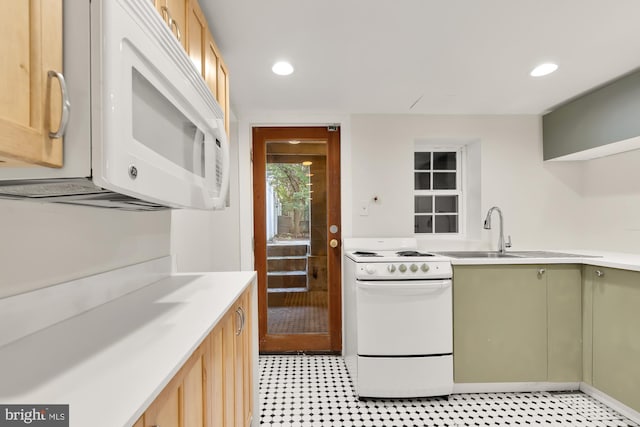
[355,261,451,279]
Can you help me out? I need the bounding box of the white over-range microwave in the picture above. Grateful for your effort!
[0,0,229,211]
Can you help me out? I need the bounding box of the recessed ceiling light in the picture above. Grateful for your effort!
[272,61,294,76]
[530,63,558,77]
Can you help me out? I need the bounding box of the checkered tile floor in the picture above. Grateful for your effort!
[259,355,639,426]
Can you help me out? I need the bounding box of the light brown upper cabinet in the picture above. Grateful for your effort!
[0,0,65,167]
[155,0,187,49]
[186,0,207,76]
[156,0,230,136]
[205,32,230,135]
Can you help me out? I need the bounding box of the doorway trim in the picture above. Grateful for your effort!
[252,126,342,353]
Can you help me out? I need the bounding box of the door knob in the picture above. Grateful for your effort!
[329,239,339,248]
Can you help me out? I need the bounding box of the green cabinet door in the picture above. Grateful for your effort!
[547,265,582,382]
[592,267,640,412]
[453,265,548,383]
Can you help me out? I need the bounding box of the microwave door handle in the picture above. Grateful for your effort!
[193,128,205,176]
[212,118,230,209]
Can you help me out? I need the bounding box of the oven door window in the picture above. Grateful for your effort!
[131,68,205,178]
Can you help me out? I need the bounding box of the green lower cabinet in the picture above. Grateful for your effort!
[547,265,582,382]
[453,264,581,383]
[590,267,640,412]
[453,265,548,383]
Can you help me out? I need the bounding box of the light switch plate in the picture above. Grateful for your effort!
[359,200,369,216]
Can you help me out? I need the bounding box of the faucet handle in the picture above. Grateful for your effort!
[505,235,512,248]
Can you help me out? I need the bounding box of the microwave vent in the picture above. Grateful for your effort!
[0,179,169,211]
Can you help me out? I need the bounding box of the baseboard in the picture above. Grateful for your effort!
[580,382,640,424]
[453,382,580,394]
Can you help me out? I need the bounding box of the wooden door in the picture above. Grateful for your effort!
[253,126,342,353]
[0,0,63,167]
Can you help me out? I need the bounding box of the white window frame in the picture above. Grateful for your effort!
[413,144,466,238]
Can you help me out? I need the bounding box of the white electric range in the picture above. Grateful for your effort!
[343,238,453,398]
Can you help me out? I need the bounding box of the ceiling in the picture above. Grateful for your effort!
[199,0,640,117]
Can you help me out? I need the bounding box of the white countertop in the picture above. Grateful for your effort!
[0,270,256,427]
[445,249,640,272]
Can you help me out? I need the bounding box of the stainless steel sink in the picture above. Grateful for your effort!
[508,251,599,258]
[435,251,523,259]
[435,251,599,259]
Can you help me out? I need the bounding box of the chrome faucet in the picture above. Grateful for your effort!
[483,206,512,254]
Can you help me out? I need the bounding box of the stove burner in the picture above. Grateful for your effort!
[396,250,434,257]
[352,251,382,257]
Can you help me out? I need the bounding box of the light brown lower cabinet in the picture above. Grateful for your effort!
[133,287,253,427]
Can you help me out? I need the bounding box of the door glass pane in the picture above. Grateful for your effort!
[265,141,328,335]
[435,215,458,233]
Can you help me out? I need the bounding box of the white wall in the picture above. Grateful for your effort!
[579,148,640,253]
[349,114,586,251]
[171,117,242,272]
[0,199,170,299]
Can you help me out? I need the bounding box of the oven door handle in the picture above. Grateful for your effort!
[356,280,451,292]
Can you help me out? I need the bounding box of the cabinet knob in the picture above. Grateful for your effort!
[596,270,604,277]
[537,268,546,276]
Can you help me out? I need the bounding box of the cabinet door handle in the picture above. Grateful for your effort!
[160,6,181,41]
[235,308,243,336]
[236,306,245,334]
[596,270,604,277]
[47,71,71,139]
[169,17,182,42]
[240,306,245,333]
[160,5,170,24]
[537,268,546,277]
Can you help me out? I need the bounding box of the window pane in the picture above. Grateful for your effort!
[435,215,458,233]
[435,195,458,213]
[433,152,456,170]
[433,172,456,189]
[415,215,433,233]
[414,172,431,190]
[415,196,432,213]
[414,152,431,170]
